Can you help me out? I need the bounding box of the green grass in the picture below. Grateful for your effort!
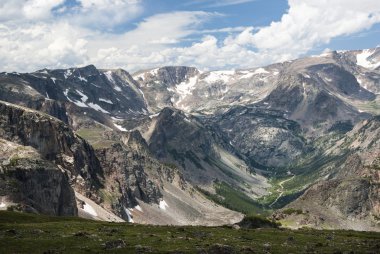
[76,128,117,149]
[198,182,269,216]
[0,211,379,253]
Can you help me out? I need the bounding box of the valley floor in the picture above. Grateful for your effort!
[0,211,379,253]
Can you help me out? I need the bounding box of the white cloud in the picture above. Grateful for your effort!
[23,0,65,20]
[88,0,380,72]
[188,0,256,7]
[1,0,380,73]
[0,0,65,21]
[197,26,254,34]
[73,0,143,29]
[249,0,380,57]
[0,22,89,71]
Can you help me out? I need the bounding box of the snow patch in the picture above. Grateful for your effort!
[134,205,143,212]
[64,89,88,108]
[76,90,88,103]
[83,202,98,217]
[114,86,122,92]
[133,73,145,81]
[64,69,72,79]
[138,88,146,101]
[104,71,115,83]
[78,75,87,82]
[88,102,109,114]
[239,72,255,79]
[99,98,113,104]
[356,76,368,90]
[253,68,269,75]
[114,122,127,131]
[204,70,234,83]
[176,76,198,96]
[124,206,134,223]
[159,200,169,210]
[51,77,57,84]
[149,113,160,119]
[0,202,6,208]
[149,68,159,76]
[357,49,380,69]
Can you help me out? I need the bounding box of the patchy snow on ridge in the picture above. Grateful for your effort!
[253,68,269,75]
[64,69,72,79]
[78,75,87,82]
[149,68,159,76]
[114,122,127,131]
[124,206,134,223]
[104,71,115,83]
[357,49,380,69]
[133,72,146,81]
[134,205,143,212]
[239,71,255,79]
[88,102,109,114]
[176,76,198,96]
[149,112,160,119]
[99,98,113,104]
[204,70,234,83]
[159,200,169,210]
[83,202,98,217]
[76,90,88,103]
[138,88,146,101]
[64,89,88,108]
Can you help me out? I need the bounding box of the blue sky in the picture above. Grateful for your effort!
[0,0,379,72]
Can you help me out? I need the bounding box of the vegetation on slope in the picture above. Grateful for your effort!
[0,211,379,253]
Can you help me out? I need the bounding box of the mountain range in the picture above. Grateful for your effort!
[0,47,379,231]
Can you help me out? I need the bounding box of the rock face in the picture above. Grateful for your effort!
[142,107,269,198]
[0,101,103,194]
[204,106,308,169]
[80,128,243,225]
[95,131,165,214]
[0,139,77,216]
[134,66,199,112]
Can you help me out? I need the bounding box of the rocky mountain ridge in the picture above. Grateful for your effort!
[0,47,379,230]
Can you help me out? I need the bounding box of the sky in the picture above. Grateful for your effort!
[0,0,380,73]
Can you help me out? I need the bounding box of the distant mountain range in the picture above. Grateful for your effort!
[0,47,379,231]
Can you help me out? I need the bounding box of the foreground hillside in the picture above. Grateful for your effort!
[0,211,379,254]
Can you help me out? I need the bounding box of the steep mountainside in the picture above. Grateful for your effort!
[139,107,269,198]
[0,47,379,230]
[275,116,380,231]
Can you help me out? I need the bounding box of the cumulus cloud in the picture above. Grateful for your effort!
[249,0,380,57]
[1,0,380,72]
[0,0,65,21]
[89,0,380,72]
[0,22,89,71]
[73,0,143,29]
[187,0,257,7]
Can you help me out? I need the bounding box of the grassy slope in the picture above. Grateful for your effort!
[1,211,379,253]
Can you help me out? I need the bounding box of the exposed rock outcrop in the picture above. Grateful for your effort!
[0,139,77,216]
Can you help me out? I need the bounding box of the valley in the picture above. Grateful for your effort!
[0,47,379,232]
